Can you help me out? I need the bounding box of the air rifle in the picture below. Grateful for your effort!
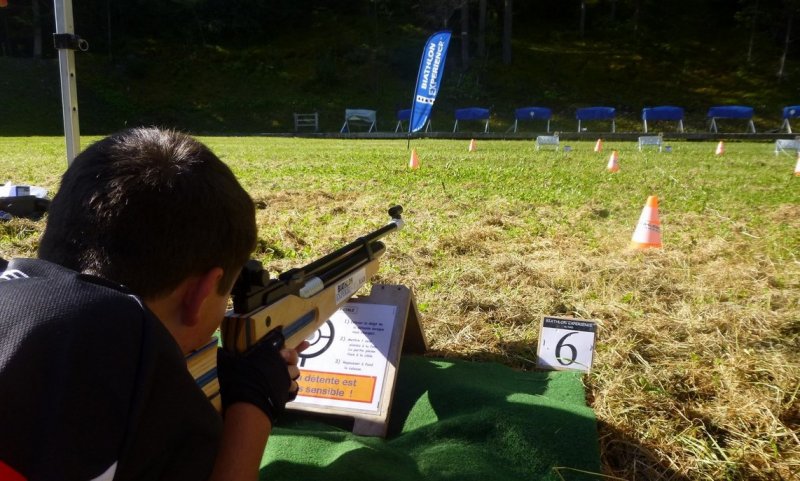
[219,205,405,353]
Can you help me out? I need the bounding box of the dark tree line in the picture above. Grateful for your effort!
[1,0,799,78]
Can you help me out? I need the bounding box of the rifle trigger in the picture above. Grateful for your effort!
[262,328,285,351]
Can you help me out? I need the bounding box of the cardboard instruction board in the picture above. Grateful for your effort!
[287,284,426,437]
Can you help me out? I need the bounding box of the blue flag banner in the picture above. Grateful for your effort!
[409,30,451,133]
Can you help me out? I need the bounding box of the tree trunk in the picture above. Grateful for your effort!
[461,0,469,69]
[503,0,512,64]
[580,0,586,38]
[1,14,8,56]
[107,0,114,59]
[373,0,380,96]
[746,0,759,64]
[777,10,793,79]
[610,0,616,22]
[33,0,41,57]
[477,0,486,59]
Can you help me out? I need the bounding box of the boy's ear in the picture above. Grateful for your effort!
[181,267,224,326]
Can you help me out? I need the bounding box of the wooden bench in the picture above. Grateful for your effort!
[294,112,319,132]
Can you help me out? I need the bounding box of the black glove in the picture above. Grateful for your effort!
[216,331,296,423]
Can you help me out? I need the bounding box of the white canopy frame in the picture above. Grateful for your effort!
[53,0,85,165]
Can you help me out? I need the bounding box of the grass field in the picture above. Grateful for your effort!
[1,136,798,480]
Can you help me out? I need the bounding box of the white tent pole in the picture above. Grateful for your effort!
[53,0,82,165]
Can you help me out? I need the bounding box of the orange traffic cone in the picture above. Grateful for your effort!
[607,150,620,173]
[468,139,477,152]
[409,148,420,169]
[795,152,800,176]
[594,139,603,152]
[715,141,725,155]
[631,195,662,249]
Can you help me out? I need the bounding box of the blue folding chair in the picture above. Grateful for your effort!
[642,106,684,133]
[576,107,616,132]
[707,106,755,133]
[510,107,552,133]
[780,105,800,133]
[453,107,490,133]
[395,109,410,132]
[396,109,430,132]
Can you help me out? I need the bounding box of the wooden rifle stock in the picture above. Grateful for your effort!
[220,205,404,352]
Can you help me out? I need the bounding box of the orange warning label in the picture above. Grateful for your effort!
[297,370,377,403]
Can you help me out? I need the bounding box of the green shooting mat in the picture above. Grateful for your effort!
[260,356,602,481]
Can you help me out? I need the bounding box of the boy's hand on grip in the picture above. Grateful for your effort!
[217,331,296,423]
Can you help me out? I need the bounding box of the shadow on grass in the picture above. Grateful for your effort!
[426,343,696,481]
[597,420,694,481]
[261,355,605,481]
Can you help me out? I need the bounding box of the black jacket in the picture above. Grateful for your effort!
[0,258,222,480]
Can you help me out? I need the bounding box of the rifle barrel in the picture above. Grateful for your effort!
[291,219,401,281]
[231,207,403,314]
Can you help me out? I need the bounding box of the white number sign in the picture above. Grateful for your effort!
[537,316,597,373]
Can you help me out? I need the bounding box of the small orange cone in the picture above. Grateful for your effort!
[631,195,662,249]
[795,152,800,176]
[715,141,725,155]
[468,139,477,152]
[607,150,620,173]
[409,148,420,169]
[594,139,603,152]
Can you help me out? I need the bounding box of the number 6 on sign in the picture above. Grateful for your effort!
[536,316,597,372]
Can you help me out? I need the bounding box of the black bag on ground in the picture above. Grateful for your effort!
[0,196,50,220]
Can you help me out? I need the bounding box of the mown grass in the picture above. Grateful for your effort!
[1,136,798,480]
